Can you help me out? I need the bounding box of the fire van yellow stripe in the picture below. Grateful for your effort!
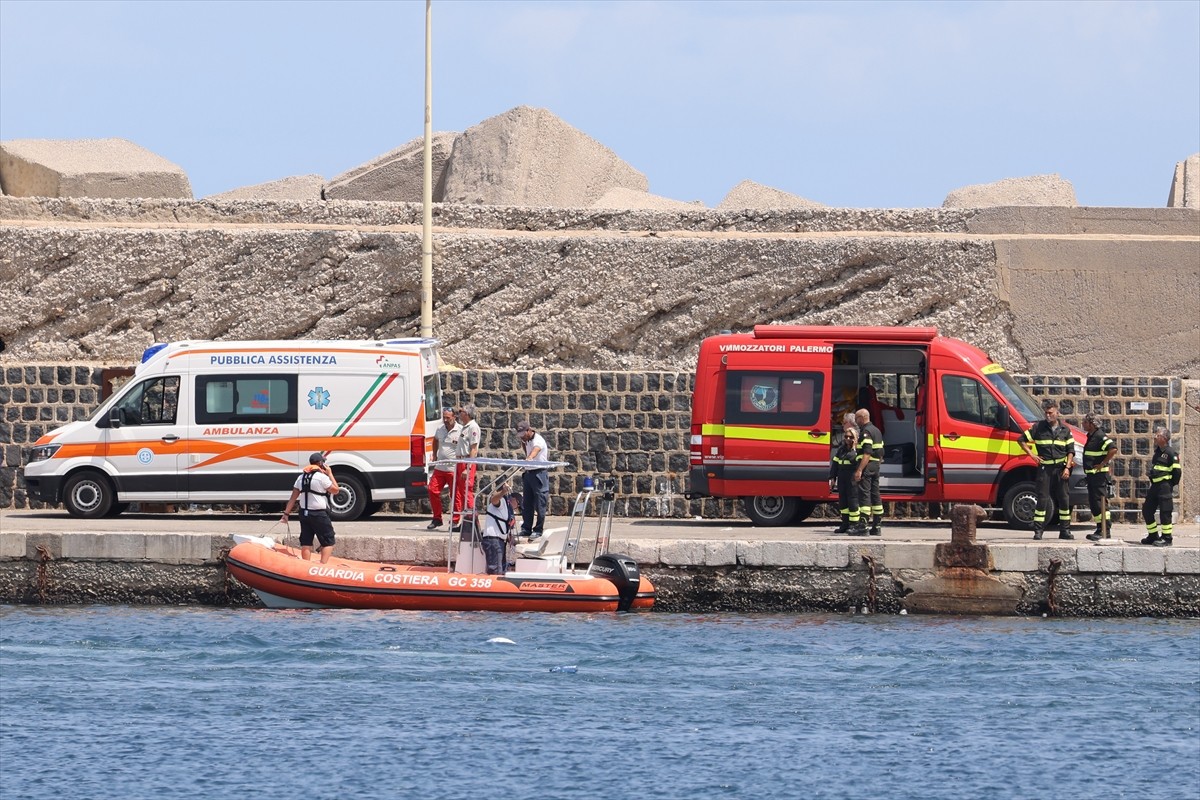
[701,424,831,446]
[937,434,1024,456]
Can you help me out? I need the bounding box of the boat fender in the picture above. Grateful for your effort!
[587,553,641,612]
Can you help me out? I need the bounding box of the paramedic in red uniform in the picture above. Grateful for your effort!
[427,407,460,530]
[1019,399,1075,540]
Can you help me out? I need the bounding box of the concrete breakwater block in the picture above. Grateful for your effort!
[902,567,1025,615]
[943,173,1077,208]
[0,138,192,199]
[325,132,458,202]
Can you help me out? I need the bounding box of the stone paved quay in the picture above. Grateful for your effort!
[1,510,1197,616]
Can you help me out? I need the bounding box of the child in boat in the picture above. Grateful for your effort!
[480,480,514,575]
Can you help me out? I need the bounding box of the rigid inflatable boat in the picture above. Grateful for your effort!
[226,457,654,612]
[225,540,653,612]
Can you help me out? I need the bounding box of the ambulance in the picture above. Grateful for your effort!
[23,338,441,520]
[688,325,1088,529]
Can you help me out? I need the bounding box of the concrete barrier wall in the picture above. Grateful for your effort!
[2,364,1190,520]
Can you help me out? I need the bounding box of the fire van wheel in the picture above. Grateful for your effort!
[791,500,817,523]
[745,496,799,527]
[1002,481,1039,530]
[63,471,115,519]
[328,473,367,521]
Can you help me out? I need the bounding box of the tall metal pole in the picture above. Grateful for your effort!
[420,0,434,338]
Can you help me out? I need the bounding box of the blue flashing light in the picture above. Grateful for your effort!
[141,343,169,363]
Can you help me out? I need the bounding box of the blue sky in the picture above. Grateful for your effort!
[1,0,1197,208]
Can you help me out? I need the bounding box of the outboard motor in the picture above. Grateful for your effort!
[588,553,641,612]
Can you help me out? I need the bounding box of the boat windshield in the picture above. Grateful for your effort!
[986,370,1043,423]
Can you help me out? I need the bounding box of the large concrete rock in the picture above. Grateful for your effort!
[1167,153,1200,209]
[943,174,1077,208]
[325,133,457,202]
[441,106,647,207]
[592,187,702,212]
[718,180,826,210]
[0,138,191,199]
[205,174,325,202]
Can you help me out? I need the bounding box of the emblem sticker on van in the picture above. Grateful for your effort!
[137,448,154,464]
[308,387,331,410]
[750,385,779,411]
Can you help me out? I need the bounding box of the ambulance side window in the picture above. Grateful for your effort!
[113,377,180,426]
[725,371,824,427]
[942,375,1002,426]
[195,375,297,424]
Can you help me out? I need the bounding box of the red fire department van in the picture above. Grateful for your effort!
[688,325,1088,529]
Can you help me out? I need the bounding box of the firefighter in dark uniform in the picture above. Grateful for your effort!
[1140,426,1182,547]
[852,408,884,536]
[1081,412,1117,541]
[1018,399,1075,540]
[830,425,860,534]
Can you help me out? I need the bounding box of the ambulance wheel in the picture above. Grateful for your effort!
[1002,481,1038,530]
[63,471,114,518]
[329,472,367,521]
[791,500,817,523]
[745,496,798,527]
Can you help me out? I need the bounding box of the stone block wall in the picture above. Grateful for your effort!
[1,364,1189,521]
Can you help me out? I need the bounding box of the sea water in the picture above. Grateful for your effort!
[1,607,1197,800]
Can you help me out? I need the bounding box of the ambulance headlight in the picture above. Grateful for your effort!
[29,444,61,462]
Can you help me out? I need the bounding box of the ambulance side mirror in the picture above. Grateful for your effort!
[993,406,1010,430]
[108,407,124,429]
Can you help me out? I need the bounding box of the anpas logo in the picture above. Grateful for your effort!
[136,448,154,464]
[375,355,407,370]
[308,386,331,410]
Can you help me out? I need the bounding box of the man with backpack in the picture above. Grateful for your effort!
[281,452,341,563]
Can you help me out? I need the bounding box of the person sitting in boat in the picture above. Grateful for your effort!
[280,452,341,563]
[480,480,514,575]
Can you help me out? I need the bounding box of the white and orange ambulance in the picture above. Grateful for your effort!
[23,338,441,520]
[688,325,1088,528]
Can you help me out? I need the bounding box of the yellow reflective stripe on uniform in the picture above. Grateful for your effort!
[717,424,832,446]
[938,434,1025,456]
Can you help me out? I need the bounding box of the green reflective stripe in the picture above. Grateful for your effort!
[1084,467,1109,474]
[1041,457,1068,465]
[1084,449,1112,457]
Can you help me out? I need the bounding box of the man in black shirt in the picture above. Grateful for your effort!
[1019,399,1075,540]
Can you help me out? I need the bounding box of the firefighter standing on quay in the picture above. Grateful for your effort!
[851,408,884,536]
[1019,399,1075,540]
[1081,412,1118,541]
[1140,426,1182,547]
[830,423,861,534]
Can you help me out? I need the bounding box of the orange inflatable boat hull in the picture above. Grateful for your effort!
[226,542,655,612]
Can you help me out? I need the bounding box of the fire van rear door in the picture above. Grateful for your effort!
[715,349,833,496]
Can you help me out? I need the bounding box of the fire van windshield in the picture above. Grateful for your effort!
[986,370,1042,423]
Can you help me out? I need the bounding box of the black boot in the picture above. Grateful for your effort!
[869,523,882,536]
[1141,532,1160,545]
[1058,528,1074,540]
[1153,535,1173,547]
[1086,525,1102,542]
[847,522,868,536]
[1033,527,1044,541]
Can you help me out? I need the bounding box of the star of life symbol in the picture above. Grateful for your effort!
[308,387,331,410]
[750,384,778,412]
